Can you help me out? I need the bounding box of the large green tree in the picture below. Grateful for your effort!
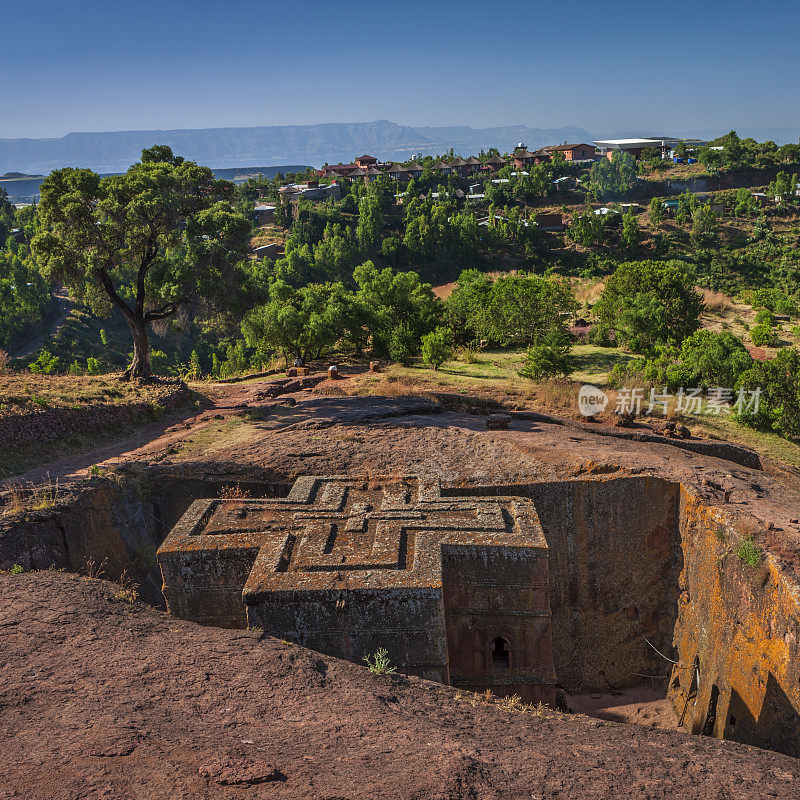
[33,146,252,378]
[242,279,360,364]
[476,274,576,348]
[589,151,637,199]
[595,260,704,354]
[353,261,441,357]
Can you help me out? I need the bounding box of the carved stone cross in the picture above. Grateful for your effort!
[158,475,555,703]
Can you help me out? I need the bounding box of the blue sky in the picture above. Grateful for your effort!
[2,0,798,139]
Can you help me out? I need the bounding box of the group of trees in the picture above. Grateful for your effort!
[0,191,52,351]
[242,262,442,366]
[596,260,799,438]
[446,270,576,348]
[697,131,800,173]
[10,141,800,445]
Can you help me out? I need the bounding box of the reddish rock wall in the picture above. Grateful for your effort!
[669,489,800,757]
[450,477,683,692]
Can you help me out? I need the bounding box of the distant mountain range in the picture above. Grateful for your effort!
[0,120,594,175]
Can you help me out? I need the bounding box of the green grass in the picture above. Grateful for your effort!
[571,345,635,386]
[735,536,763,568]
[363,648,397,676]
[688,414,800,468]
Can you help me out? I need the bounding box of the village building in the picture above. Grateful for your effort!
[481,154,507,172]
[387,163,409,181]
[512,148,537,170]
[279,181,342,203]
[252,204,275,225]
[594,137,709,161]
[253,242,281,260]
[545,143,597,161]
[534,212,564,231]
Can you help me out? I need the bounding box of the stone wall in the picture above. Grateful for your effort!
[448,476,683,692]
[442,543,555,704]
[668,489,800,757]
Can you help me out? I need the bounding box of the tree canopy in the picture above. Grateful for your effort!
[595,260,704,354]
[33,146,252,377]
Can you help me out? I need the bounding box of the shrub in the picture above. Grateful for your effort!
[675,330,754,389]
[750,324,777,347]
[364,648,397,676]
[744,288,799,317]
[754,308,775,327]
[28,350,61,374]
[0,349,9,375]
[736,347,800,438]
[86,357,104,375]
[421,326,455,370]
[10,564,23,575]
[149,350,170,374]
[519,328,575,380]
[588,324,615,347]
[388,324,417,365]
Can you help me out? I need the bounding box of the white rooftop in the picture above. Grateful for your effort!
[594,138,663,147]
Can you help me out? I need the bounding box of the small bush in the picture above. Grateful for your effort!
[519,329,575,380]
[750,324,778,347]
[735,537,762,568]
[28,350,61,375]
[754,308,775,327]
[588,324,615,347]
[458,347,483,364]
[421,327,455,370]
[86,357,105,375]
[364,648,397,676]
[0,349,10,375]
[10,564,23,575]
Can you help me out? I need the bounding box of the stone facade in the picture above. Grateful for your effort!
[157,475,555,703]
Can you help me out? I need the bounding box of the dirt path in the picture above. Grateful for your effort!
[2,376,288,487]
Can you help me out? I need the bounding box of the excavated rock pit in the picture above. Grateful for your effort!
[1,394,799,770]
[4,464,799,758]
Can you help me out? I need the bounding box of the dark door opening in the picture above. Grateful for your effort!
[701,685,720,736]
[492,637,511,673]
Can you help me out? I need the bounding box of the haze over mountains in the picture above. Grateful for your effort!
[2,119,798,178]
[0,120,593,175]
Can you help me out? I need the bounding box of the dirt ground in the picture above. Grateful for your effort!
[2,570,799,800]
[568,686,679,731]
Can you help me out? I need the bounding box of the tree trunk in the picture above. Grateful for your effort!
[123,317,152,380]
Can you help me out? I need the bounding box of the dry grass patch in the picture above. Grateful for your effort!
[700,288,734,314]
[0,478,61,517]
[453,688,554,717]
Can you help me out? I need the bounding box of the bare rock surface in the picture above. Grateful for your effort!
[2,571,799,800]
